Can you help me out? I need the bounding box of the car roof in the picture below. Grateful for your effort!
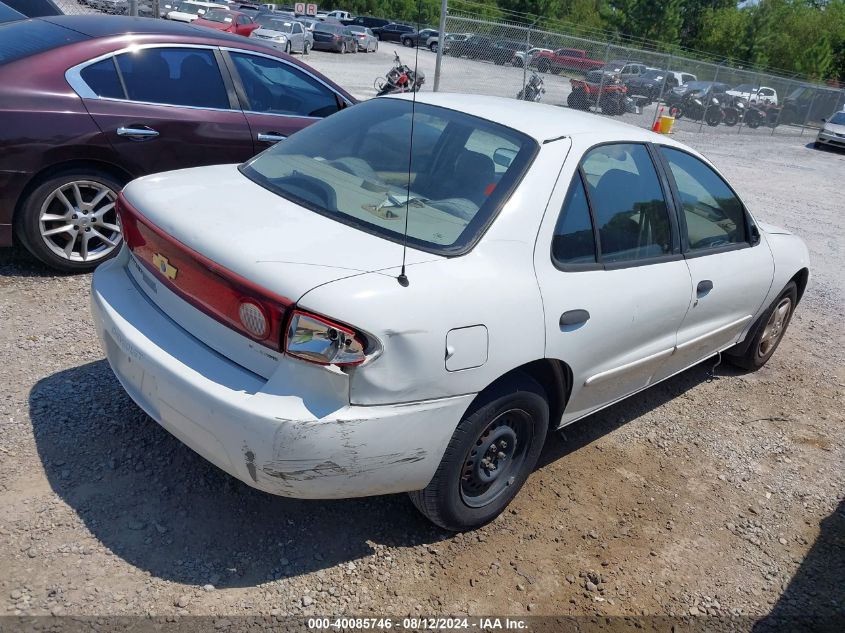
[387,93,684,147]
[38,14,247,42]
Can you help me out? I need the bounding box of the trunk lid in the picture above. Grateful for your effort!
[121,164,436,377]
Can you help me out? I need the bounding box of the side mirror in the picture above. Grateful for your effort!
[493,148,517,168]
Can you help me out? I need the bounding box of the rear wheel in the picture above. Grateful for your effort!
[429,42,437,53]
[402,38,412,47]
[409,372,549,531]
[567,90,590,110]
[723,109,739,126]
[304,42,310,55]
[725,282,797,371]
[705,106,722,126]
[340,42,346,54]
[16,169,123,273]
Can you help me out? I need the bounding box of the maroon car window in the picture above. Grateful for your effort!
[115,47,229,110]
[230,52,338,118]
[79,58,125,100]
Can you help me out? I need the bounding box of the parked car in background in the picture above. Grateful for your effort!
[814,110,845,150]
[726,84,778,105]
[585,60,647,84]
[343,15,389,30]
[90,0,129,14]
[311,22,356,53]
[251,16,310,53]
[442,32,472,54]
[167,1,227,23]
[624,68,688,102]
[347,25,378,52]
[400,28,438,49]
[194,9,259,37]
[491,40,528,65]
[320,9,353,21]
[447,34,494,60]
[531,48,604,74]
[375,22,414,42]
[91,93,809,531]
[0,15,354,271]
[512,47,551,68]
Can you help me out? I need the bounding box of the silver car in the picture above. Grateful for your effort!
[815,110,845,150]
[347,25,378,53]
[251,16,311,55]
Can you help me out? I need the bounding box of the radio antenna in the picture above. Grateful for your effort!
[397,0,423,288]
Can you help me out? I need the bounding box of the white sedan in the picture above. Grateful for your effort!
[91,94,809,531]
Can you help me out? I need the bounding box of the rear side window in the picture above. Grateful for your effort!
[581,144,672,263]
[230,52,339,118]
[0,20,87,65]
[80,58,124,99]
[552,173,597,265]
[660,147,747,251]
[115,47,229,109]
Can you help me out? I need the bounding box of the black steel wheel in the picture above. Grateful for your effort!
[409,371,549,531]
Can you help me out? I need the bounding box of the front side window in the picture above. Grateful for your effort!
[115,47,229,109]
[230,52,339,118]
[240,99,537,254]
[581,144,672,263]
[660,147,747,251]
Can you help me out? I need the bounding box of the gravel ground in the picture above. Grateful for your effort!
[1,48,843,628]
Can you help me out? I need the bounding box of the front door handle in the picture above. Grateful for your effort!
[560,309,590,327]
[257,132,287,143]
[116,126,159,140]
[697,280,714,296]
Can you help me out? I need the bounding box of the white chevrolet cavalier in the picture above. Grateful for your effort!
[91,94,809,530]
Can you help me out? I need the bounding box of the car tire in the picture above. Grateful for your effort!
[402,38,412,47]
[429,42,437,53]
[408,372,549,531]
[16,169,124,273]
[339,42,346,54]
[567,91,589,111]
[725,281,798,371]
[304,43,310,55]
[284,41,291,54]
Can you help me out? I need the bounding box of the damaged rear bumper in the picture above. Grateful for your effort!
[90,253,474,499]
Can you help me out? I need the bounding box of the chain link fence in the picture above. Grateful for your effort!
[55,0,167,18]
[437,12,845,138]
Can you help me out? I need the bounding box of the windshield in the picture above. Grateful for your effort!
[830,112,845,125]
[202,9,232,22]
[240,99,537,255]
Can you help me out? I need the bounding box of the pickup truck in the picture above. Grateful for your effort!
[531,48,604,74]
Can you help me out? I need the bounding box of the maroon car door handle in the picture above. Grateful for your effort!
[256,132,287,143]
[116,126,160,141]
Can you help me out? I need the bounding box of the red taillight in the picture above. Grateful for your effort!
[117,195,292,350]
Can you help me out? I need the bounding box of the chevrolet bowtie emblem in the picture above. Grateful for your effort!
[152,253,177,280]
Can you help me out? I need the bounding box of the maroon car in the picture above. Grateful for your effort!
[0,15,355,272]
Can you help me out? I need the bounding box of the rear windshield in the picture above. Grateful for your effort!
[240,99,537,256]
[0,20,87,65]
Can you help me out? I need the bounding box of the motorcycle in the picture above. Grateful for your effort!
[744,102,782,129]
[721,95,747,127]
[669,89,723,127]
[516,73,545,102]
[567,77,627,116]
[374,52,425,96]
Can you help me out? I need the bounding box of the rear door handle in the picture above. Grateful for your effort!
[257,132,287,143]
[116,126,159,140]
[697,280,714,296]
[560,309,590,327]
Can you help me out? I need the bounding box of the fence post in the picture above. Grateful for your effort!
[698,63,720,133]
[596,42,611,114]
[129,0,138,16]
[651,52,672,131]
[799,85,818,136]
[154,0,160,19]
[433,0,448,92]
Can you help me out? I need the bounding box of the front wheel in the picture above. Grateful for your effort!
[705,106,722,127]
[284,41,291,54]
[16,169,124,273]
[725,282,798,371]
[402,38,412,47]
[723,109,739,126]
[409,372,549,531]
[567,90,590,110]
[429,42,437,53]
[304,42,311,55]
[339,42,346,54]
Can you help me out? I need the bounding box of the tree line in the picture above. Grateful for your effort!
[315,0,845,83]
